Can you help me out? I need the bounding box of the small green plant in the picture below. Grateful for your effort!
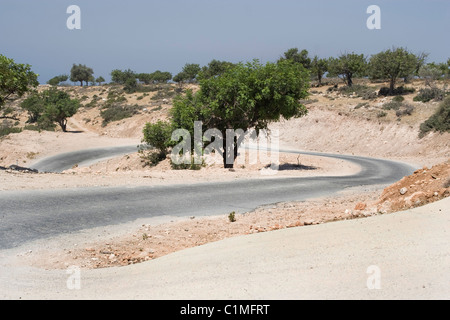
[392,95,405,102]
[382,101,402,110]
[142,233,149,240]
[228,211,236,222]
[377,111,387,118]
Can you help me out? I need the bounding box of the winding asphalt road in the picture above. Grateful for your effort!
[0,147,416,250]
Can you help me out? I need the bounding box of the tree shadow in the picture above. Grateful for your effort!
[266,163,318,171]
[66,130,84,133]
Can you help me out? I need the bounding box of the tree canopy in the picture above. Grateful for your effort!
[21,88,80,132]
[368,47,418,94]
[144,59,310,168]
[70,64,94,87]
[0,54,39,109]
[279,48,311,69]
[328,53,367,87]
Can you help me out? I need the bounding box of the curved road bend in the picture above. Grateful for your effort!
[0,148,416,250]
[30,145,139,173]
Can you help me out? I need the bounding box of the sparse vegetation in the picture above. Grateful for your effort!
[100,104,140,127]
[0,123,22,137]
[419,96,450,137]
[413,87,445,102]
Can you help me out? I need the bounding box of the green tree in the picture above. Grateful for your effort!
[181,63,201,83]
[152,70,172,83]
[173,71,189,85]
[165,59,310,168]
[419,63,445,87]
[279,48,311,69]
[137,73,153,84]
[368,48,417,94]
[20,92,45,123]
[328,53,367,87]
[110,69,137,92]
[310,56,328,85]
[47,74,68,86]
[142,120,173,165]
[0,54,39,110]
[42,88,80,132]
[70,64,94,87]
[96,76,105,85]
[200,60,235,79]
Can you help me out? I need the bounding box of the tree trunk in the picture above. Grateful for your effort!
[60,119,67,132]
[221,133,242,169]
[347,73,353,87]
[389,78,396,95]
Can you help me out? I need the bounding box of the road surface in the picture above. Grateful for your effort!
[0,148,415,249]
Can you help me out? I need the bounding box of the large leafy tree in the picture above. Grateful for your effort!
[42,88,80,132]
[70,64,94,87]
[328,53,367,87]
[0,54,39,110]
[368,47,418,94]
[22,88,80,132]
[145,59,310,168]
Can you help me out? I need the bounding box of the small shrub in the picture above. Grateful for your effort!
[100,104,139,126]
[396,105,415,117]
[170,156,205,170]
[377,111,387,118]
[0,126,22,137]
[393,96,405,102]
[337,85,378,100]
[140,150,167,167]
[413,88,445,103]
[382,101,402,110]
[228,211,236,222]
[379,86,415,96]
[419,96,450,137]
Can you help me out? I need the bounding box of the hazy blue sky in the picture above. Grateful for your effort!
[1,0,449,83]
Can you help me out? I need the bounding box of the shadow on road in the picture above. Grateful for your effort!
[267,163,318,171]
